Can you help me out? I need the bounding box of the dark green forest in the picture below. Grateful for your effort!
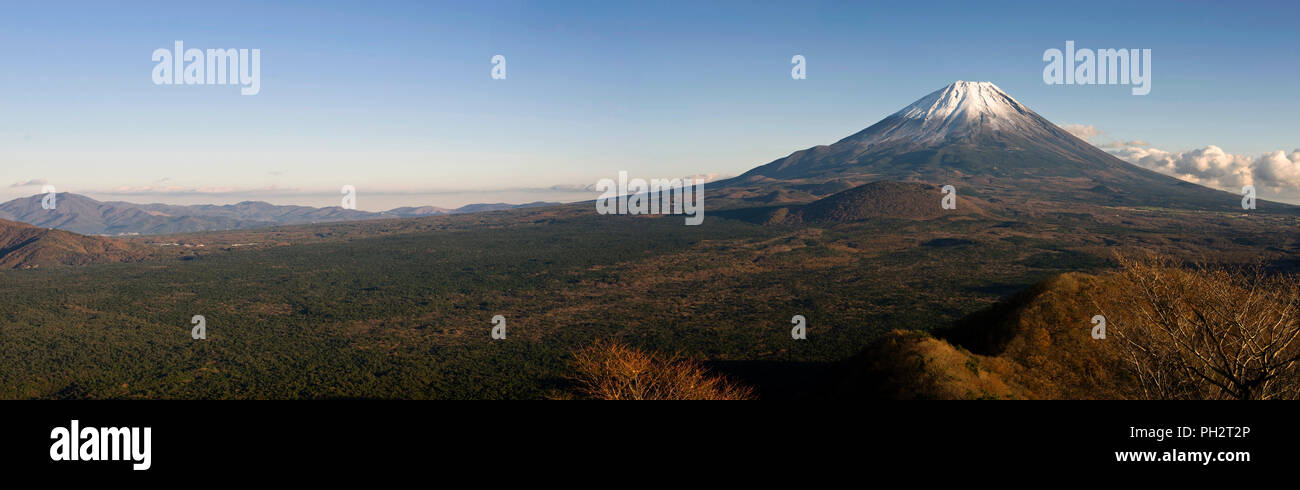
[1,201,1294,399]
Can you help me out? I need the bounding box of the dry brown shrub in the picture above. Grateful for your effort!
[566,341,755,400]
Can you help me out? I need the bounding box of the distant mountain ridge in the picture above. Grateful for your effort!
[0,193,561,235]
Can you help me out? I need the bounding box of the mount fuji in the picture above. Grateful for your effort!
[727,81,1270,211]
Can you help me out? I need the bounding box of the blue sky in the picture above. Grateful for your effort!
[2,0,1297,209]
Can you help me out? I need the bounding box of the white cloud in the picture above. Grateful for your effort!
[9,179,48,188]
[1099,139,1149,149]
[1109,143,1300,195]
[1250,150,1300,193]
[1063,124,1102,140]
[94,185,303,197]
[682,172,730,182]
[1067,124,1300,197]
[1065,123,1149,149]
[547,183,598,192]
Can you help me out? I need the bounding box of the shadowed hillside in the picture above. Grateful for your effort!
[0,219,146,269]
[722,181,987,225]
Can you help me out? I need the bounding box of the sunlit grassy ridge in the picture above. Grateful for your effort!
[843,256,1300,400]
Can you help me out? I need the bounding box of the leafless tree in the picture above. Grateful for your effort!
[1098,254,1300,400]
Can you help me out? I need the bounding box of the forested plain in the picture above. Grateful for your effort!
[1,200,1296,399]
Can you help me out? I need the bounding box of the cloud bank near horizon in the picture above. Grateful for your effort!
[1064,125,1300,198]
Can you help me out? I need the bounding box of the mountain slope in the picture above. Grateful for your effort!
[797,181,984,222]
[728,81,1280,212]
[0,219,145,269]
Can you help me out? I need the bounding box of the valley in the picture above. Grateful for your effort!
[3,81,1298,400]
[1,190,1297,399]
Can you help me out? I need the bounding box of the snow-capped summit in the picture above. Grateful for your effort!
[896,81,1026,123]
[850,81,1045,147]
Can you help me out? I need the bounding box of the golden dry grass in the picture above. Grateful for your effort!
[838,330,1026,400]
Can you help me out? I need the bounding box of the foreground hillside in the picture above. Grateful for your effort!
[833,273,1122,400]
[838,258,1300,400]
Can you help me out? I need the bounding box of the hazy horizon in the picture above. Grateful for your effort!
[0,187,599,212]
